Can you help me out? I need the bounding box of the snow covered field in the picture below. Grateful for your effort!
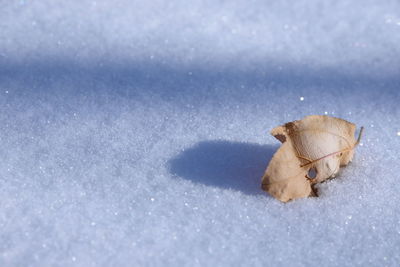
[1,0,400,266]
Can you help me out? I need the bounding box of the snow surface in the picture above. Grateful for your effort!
[1,0,400,266]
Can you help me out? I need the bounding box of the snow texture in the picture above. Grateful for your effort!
[1,0,400,266]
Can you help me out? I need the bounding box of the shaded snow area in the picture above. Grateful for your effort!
[1,0,400,266]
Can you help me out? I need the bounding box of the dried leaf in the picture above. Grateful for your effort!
[261,115,363,202]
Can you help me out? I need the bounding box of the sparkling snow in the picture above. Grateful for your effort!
[0,0,399,266]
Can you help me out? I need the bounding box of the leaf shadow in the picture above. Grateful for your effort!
[168,140,278,196]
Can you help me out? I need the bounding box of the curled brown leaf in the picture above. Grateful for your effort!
[261,115,363,202]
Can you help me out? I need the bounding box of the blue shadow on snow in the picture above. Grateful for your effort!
[169,140,278,195]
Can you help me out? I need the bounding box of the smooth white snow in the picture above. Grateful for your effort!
[0,0,399,266]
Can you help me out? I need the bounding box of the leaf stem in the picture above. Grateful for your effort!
[355,126,364,145]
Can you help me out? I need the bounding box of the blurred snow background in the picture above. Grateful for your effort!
[1,0,400,266]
